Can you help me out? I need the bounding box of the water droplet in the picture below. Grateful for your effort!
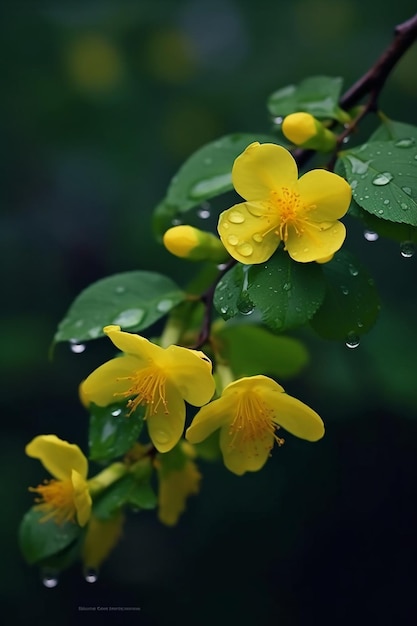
[115,286,126,294]
[236,242,253,257]
[197,202,211,219]
[364,230,379,242]
[342,136,350,144]
[395,138,415,148]
[357,320,364,328]
[350,179,358,190]
[345,332,360,349]
[283,282,291,291]
[272,116,283,125]
[189,173,232,199]
[156,299,173,313]
[154,430,170,444]
[87,327,101,339]
[84,568,98,583]
[111,408,122,417]
[252,233,263,243]
[75,320,83,328]
[171,218,182,226]
[42,571,59,588]
[237,292,255,315]
[220,306,228,315]
[400,241,415,258]
[348,264,359,277]
[229,210,245,224]
[69,340,86,354]
[227,234,239,245]
[377,209,384,215]
[340,285,349,295]
[346,155,370,175]
[402,187,412,196]
[401,203,409,211]
[383,199,390,205]
[217,263,228,270]
[112,308,145,327]
[372,172,393,186]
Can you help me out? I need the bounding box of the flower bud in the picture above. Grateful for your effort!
[163,225,228,262]
[282,112,337,152]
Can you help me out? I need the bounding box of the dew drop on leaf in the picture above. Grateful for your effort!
[372,172,393,186]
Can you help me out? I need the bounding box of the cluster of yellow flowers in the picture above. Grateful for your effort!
[26,139,350,569]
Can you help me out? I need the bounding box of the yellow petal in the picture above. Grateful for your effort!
[104,325,162,362]
[186,394,235,443]
[81,355,141,407]
[71,469,92,527]
[262,387,325,441]
[218,202,280,264]
[25,434,88,481]
[157,460,201,526]
[147,383,186,452]
[82,512,124,569]
[219,425,273,475]
[297,169,352,220]
[233,142,298,200]
[161,345,215,407]
[286,220,346,262]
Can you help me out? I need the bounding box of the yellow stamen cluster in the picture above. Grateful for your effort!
[29,479,76,524]
[117,366,168,416]
[228,394,284,452]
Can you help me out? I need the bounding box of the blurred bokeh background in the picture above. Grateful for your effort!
[2,1,417,624]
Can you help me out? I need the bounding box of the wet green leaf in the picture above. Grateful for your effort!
[214,324,309,379]
[89,402,145,463]
[339,139,417,226]
[19,508,82,565]
[267,75,345,120]
[310,249,380,340]
[93,473,156,519]
[370,118,417,142]
[152,133,278,237]
[214,250,326,332]
[54,271,185,343]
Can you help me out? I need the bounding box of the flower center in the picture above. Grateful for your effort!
[228,393,284,451]
[270,187,307,242]
[29,479,76,524]
[117,365,168,417]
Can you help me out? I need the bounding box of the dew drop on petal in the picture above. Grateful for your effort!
[400,241,415,258]
[364,230,379,242]
[345,332,360,349]
[228,210,245,224]
[154,430,170,444]
[227,235,239,246]
[236,243,253,257]
[252,233,263,243]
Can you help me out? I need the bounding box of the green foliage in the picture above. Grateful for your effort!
[268,75,346,122]
[19,508,83,565]
[93,472,157,520]
[54,271,185,343]
[88,402,146,463]
[310,250,380,340]
[152,133,279,238]
[214,324,309,379]
[214,250,326,332]
[339,137,417,226]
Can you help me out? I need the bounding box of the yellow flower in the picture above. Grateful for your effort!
[218,142,351,264]
[186,375,324,475]
[156,443,201,526]
[82,512,124,571]
[81,325,216,453]
[26,434,92,526]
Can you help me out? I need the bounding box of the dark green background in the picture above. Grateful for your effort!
[2,1,417,624]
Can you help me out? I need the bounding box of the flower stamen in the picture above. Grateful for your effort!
[29,479,76,524]
[228,394,284,453]
[116,366,168,416]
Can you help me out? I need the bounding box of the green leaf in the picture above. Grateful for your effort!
[89,402,145,463]
[214,324,309,379]
[267,76,345,120]
[93,473,156,519]
[370,118,417,142]
[349,199,417,244]
[310,249,380,340]
[19,508,82,565]
[55,271,185,343]
[214,250,326,332]
[339,140,417,226]
[152,133,279,237]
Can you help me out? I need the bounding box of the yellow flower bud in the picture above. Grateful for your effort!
[163,225,228,262]
[281,112,337,152]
